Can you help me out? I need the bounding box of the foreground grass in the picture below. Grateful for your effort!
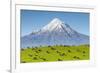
[20,45,89,63]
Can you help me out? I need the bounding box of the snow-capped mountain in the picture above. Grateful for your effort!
[21,18,89,48]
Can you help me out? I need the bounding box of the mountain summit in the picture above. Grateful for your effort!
[21,18,89,48]
[40,18,77,35]
[42,18,65,31]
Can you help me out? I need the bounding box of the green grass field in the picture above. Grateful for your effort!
[20,45,89,63]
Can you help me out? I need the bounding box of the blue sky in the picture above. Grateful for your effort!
[21,10,90,36]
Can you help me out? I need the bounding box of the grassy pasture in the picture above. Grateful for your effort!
[20,45,89,63]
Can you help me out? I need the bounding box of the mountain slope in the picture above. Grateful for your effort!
[21,18,89,48]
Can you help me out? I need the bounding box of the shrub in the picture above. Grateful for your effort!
[35,54,38,56]
[21,48,24,51]
[46,51,50,54]
[33,57,37,60]
[58,58,62,61]
[35,51,39,53]
[73,56,80,59]
[21,61,26,63]
[73,56,77,58]
[51,47,56,50]
[56,51,60,53]
[83,51,86,53]
[68,50,71,52]
[28,54,33,57]
[42,58,46,61]
[38,49,42,52]
[40,57,47,61]
[76,57,80,59]
[60,53,66,56]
